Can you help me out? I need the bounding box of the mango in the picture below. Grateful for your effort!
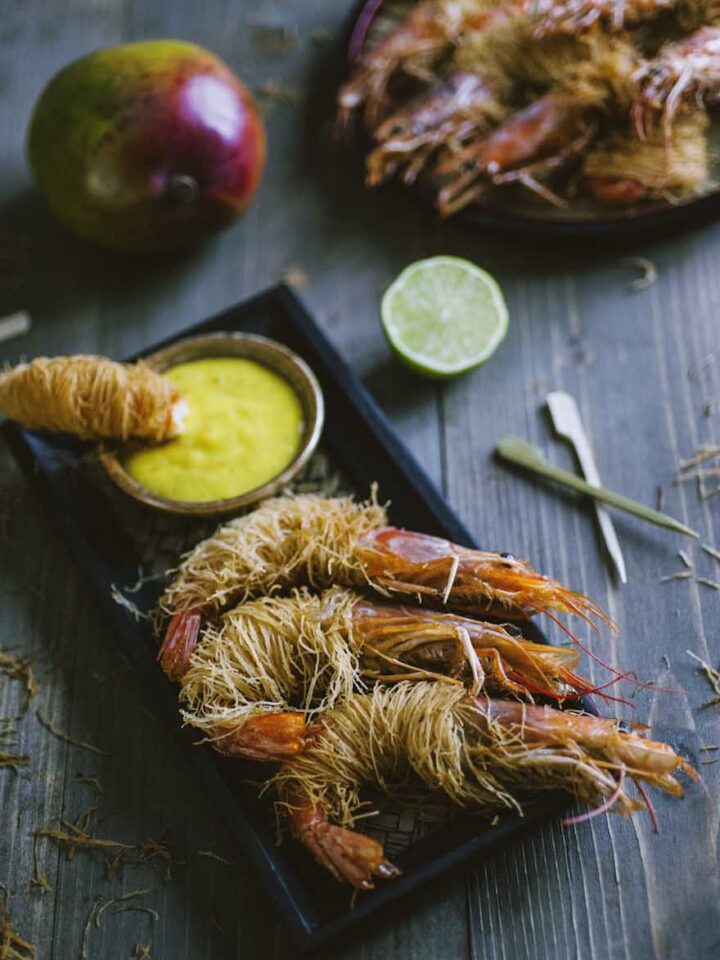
[27,40,266,253]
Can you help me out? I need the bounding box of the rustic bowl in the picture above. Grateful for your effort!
[100,332,324,517]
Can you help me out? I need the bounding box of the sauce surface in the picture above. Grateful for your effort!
[123,357,303,502]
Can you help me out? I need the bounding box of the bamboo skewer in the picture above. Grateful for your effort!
[497,436,698,539]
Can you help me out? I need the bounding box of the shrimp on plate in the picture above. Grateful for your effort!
[272,682,696,888]
[526,0,678,37]
[338,0,518,129]
[435,90,598,213]
[170,586,601,761]
[157,493,612,679]
[365,71,506,186]
[632,26,720,137]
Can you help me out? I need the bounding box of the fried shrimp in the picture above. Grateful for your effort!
[338,0,471,128]
[435,90,597,213]
[585,111,709,204]
[525,0,677,37]
[272,683,696,888]
[338,0,718,212]
[157,493,611,673]
[632,26,720,137]
[0,355,186,442]
[174,587,597,760]
[435,26,641,212]
[366,72,506,187]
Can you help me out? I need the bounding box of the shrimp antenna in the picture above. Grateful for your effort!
[561,592,617,634]
[634,779,660,834]
[562,767,626,827]
[535,607,626,677]
[576,678,636,710]
[535,608,677,697]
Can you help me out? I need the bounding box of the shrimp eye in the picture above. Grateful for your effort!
[391,124,403,135]
[500,552,514,560]
[618,719,632,734]
[463,159,476,172]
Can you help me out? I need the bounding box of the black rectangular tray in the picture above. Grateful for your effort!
[3,284,581,953]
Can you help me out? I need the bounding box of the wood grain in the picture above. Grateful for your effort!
[1,0,719,957]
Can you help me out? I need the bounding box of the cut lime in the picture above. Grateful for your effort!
[381,256,509,379]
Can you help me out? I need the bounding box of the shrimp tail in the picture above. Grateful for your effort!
[288,795,400,889]
[158,610,202,682]
[212,712,324,762]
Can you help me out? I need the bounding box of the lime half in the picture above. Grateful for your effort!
[381,256,509,379]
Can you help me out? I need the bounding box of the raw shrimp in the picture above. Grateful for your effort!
[365,72,505,186]
[435,91,597,214]
[272,682,696,888]
[632,26,720,138]
[157,493,611,676]
[173,587,598,761]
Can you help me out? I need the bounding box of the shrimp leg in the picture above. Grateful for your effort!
[435,92,596,215]
[352,598,595,701]
[366,72,502,187]
[525,0,676,37]
[272,683,696,886]
[338,0,467,129]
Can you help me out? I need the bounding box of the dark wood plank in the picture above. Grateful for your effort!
[1,0,718,958]
[438,224,720,960]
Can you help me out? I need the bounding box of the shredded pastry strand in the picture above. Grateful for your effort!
[0,355,184,442]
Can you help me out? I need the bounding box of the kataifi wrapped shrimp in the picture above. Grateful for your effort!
[171,586,598,760]
[435,28,640,213]
[365,71,508,187]
[632,26,720,138]
[524,0,678,37]
[272,682,696,889]
[0,355,187,442]
[337,0,510,129]
[585,111,709,205]
[157,493,611,673]
[435,90,598,213]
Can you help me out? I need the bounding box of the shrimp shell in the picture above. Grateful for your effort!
[274,682,696,886]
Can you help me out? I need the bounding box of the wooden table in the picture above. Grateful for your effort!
[1,2,718,957]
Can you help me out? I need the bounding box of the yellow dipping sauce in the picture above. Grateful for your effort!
[123,357,304,502]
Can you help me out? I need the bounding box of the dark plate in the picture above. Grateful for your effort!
[2,285,593,953]
[345,0,720,239]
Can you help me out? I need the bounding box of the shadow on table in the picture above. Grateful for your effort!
[0,189,213,331]
[0,442,293,958]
